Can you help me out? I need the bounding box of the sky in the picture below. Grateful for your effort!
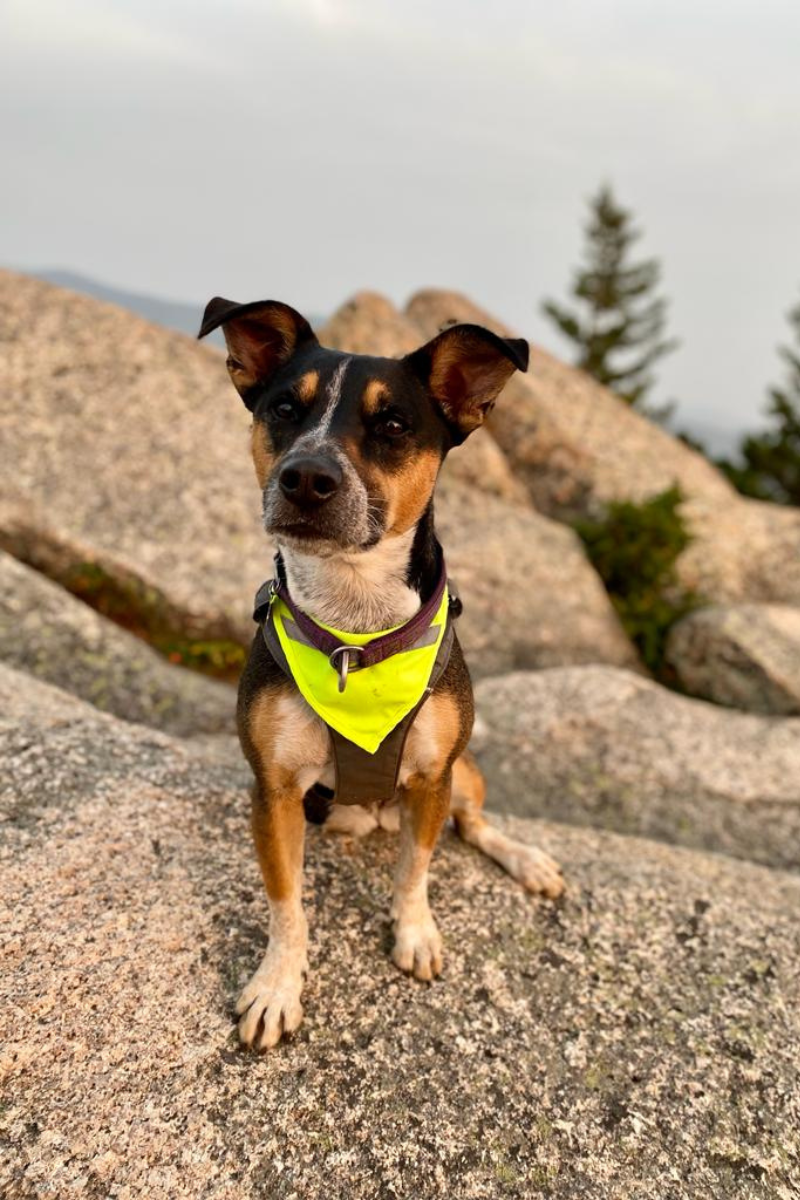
[3,0,800,450]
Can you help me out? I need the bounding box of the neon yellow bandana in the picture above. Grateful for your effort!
[270,587,450,754]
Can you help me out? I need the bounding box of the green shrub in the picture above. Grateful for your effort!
[575,486,700,675]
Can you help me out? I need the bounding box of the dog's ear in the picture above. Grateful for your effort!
[404,323,529,442]
[198,297,318,406]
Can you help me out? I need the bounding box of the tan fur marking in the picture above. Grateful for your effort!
[401,689,462,787]
[247,692,300,902]
[295,370,319,403]
[248,690,328,793]
[400,773,452,849]
[251,421,273,488]
[386,448,440,535]
[246,690,327,904]
[362,378,389,414]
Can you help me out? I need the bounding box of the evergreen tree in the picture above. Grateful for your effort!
[718,291,800,505]
[543,184,678,419]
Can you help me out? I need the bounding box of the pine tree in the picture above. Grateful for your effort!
[542,184,678,419]
[718,291,800,505]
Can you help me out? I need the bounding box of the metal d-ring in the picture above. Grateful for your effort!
[329,644,364,693]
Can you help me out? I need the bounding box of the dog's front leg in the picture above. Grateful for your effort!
[236,784,308,1050]
[391,771,451,981]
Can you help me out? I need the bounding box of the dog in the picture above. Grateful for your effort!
[199,297,564,1050]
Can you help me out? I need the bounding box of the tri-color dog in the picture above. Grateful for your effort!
[199,297,564,1050]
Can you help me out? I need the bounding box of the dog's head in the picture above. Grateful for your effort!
[199,297,528,553]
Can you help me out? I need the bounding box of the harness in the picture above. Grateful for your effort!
[253,554,461,809]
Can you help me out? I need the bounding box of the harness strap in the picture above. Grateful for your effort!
[328,616,454,806]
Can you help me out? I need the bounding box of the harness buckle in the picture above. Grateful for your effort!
[329,644,364,693]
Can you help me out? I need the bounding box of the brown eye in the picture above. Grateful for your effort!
[273,400,299,421]
[379,415,409,438]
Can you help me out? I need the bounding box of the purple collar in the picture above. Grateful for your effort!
[270,552,450,676]
[263,549,455,691]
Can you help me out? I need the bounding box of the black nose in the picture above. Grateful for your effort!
[279,454,343,506]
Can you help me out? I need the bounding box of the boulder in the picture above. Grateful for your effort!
[472,665,800,870]
[666,603,800,715]
[0,550,235,736]
[677,493,800,607]
[0,269,264,647]
[2,664,799,1199]
[406,289,800,608]
[437,485,640,677]
[320,291,529,505]
[318,289,422,356]
[0,274,636,675]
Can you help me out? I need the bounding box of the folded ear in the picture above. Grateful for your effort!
[198,297,317,404]
[404,324,529,441]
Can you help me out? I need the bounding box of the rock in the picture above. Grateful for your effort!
[438,485,640,676]
[0,269,265,646]
[320,290,529,504]
[0,550,235,736]
[472,665,800,871]
[406,289,732,517]
[318,289,423,356]
[438,428,531,506]
[407,288,800,608]
[666,603,800,715]
[2,664,800,1199]
[677,493,800,607]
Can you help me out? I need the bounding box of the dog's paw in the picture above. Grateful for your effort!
[235,954,307,1050]
[391,914,443,982]
[377,803,401,833]
[323,803,379,837]
[506,844,565,899]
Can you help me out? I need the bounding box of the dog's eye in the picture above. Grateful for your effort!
[272,400,300,422]
[376,414,410,438]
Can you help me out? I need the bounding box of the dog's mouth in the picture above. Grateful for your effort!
[264,483,386,553]
[267,519,374,554]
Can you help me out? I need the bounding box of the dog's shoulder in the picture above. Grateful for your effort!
[430,628,475,758]
[236,629,291,752]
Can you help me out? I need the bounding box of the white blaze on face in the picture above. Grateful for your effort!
[307,356,351,446]
[274,353,374,546]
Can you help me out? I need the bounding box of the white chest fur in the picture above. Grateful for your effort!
[280,529,421,632]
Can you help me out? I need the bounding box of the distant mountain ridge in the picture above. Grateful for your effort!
[32,269,210,340]
[29,269,325,348]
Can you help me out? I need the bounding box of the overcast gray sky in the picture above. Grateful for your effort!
[3,0,800,447]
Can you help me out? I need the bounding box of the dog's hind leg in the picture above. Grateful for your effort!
[450,752,564,899]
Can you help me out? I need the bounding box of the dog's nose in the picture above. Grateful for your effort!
[279,455,343,506]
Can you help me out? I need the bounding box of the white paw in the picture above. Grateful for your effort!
[377,803,400,833]
[235,951,307,1049]
[391,913,443,981]
[323,803,379,836]
[507,844,565,899]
